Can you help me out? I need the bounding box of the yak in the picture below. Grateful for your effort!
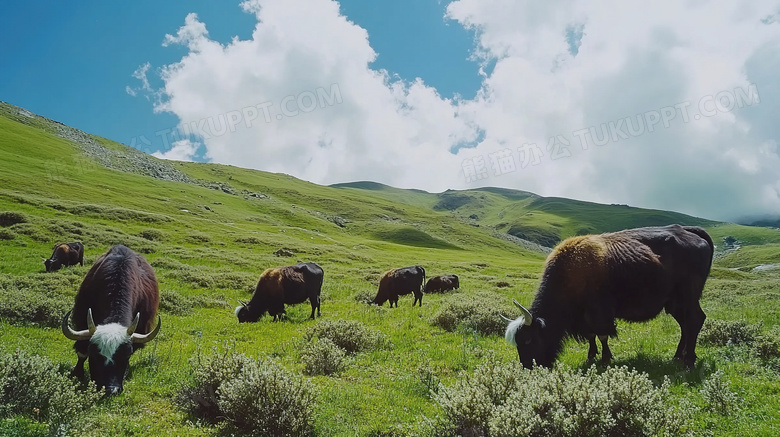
[503,224,713,370]
[44,241,84,272]
[424,274,459,293]
[235,262,324,323]
[372,265,426,307]
[61,245,161,396]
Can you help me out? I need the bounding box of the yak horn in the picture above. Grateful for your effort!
[499,314,514,323]
[131,315,161,344]
[238,299,248,307]
[61,310,93,341]
[87,308,97,333]
[126,312,140,335]
[513,299,533,326]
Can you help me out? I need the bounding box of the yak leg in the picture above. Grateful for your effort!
[71,349,88,379]
[599,335,612,363]
[587,335,599,362]
[309,296,320,319]
[413,290,423,307]
[668,295,706,369]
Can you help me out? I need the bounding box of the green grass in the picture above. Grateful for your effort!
[1,101,780,435]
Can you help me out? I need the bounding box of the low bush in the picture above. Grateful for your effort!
[699,319,760,346]
[700,369,739,416]
[753,332,780,359]
[433,361,689,437]
[186,231,211,244]
[158,290,194,316]
[0,229,16,240]
[301,338,345,376]
[304,319,391,354]
[432,293,510,336]
[354,289,375,304]
[177,348,316,436]
[0,349,100,435]
[138,228,165,241]
[0,278,73,327]
[0,211,27,227]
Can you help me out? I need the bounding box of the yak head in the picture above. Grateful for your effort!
[62,309,161,396]
[235,299,259,323]
[503,299,553,369]
[43,257,61,272]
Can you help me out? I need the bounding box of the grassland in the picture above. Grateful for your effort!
[1,102,779,436]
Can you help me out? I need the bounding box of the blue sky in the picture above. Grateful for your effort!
[0,1,479,155]
[1,0,779,222]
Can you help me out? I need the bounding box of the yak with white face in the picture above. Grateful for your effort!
[503,225,713,370]
[62,245,160,396]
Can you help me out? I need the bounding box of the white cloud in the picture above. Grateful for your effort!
[152,139,198,162]
[145,0,780,222]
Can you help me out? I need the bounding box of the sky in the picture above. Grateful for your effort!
[1,1,779,223]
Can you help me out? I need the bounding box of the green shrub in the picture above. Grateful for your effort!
[354,289,375,304]
[304,319,391,354]
[138,228,165,241]
[218,357,317,436]
[0,349,100,435]
[186,232,211,244]
[158,290,194,316]
[0,229,16,240]
[699,319,761,346]
[0,287,72,327]
[0,211,27,227]
[433,361,688,437]
[432,294,510,336]
[700,369,739,416]
[177,347,316,436]
[753,332,780,359]
[301,338,346,376]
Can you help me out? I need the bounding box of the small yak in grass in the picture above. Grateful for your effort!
[44,241,84,272]
[61,245,161,396]
[424,274,459,293]
[235,262,324,322]
[503,224,714,369]
[372,265,426,307]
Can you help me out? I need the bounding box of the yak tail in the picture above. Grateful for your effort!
[420,266,426,293]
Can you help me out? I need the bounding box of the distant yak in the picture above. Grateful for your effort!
[44,242,84,272]
[503,225,713,369]
[373,265,426,307]
[235,262,324,322]
[424,274,459,293]
[61,245,161,396]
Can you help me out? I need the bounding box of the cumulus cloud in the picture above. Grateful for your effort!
[151,139,198,161]
[142,0,780,222]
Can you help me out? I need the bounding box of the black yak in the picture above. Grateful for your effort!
[424,274,459,293]
[235,262,323,322]
[503,225,713,369]
[44,241,84,272]
[372,265,426,307]
[61,245,161,396]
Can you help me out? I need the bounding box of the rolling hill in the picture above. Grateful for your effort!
[1,100,779,436]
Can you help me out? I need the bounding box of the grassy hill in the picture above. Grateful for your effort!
[1,101,779,436]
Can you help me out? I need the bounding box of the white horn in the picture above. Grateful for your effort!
[500,314,514,323]
[61,310,93,341]
[126,312,140,335]
[131,315,161,344]
[87,308,97,334]
[513,299,533,326]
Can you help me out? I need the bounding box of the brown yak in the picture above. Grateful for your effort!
[424,274,459,293]
[372,265,426,307]
[61,245,161,396]
[44,242,84,272]
[235,262,324,322]
[503,225,713,370]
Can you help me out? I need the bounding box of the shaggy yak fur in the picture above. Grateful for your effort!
[372,265,426,307]
[44,241,84,272]
[235,262,324,322]
[424,274,460,293]
[63,245,160,396]
[504,225,713,369]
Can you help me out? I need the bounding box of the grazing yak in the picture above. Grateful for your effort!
[424,274,459,293]
[235,262,324,322]
[503,225,713,370]
[61,245,161,396]
[372,265,426,307]
[44,241,84,272]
